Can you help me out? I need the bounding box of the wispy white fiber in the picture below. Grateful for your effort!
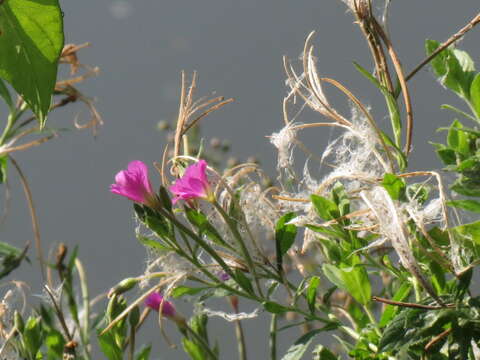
[201,307,259,322]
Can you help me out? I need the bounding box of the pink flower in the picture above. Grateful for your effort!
[110,161,154,205]
[170,160,213,204]
[145,292,176,318]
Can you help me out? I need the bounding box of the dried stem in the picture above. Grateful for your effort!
[372,19,414,155]
[406,12,480,82]
[10,156,45,281]
[372,296,453,310]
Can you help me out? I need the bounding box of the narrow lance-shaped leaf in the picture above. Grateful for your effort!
[0,0,64,127]
[307,276,320,314]
[275,212,297,272]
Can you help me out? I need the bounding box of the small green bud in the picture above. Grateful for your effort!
[108,277,140,298]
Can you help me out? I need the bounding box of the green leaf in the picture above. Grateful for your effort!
[441,104,478,122]
[275,212,297,272]
[425,40,476,101]
[135,345,152,360]
[171,286,205,298]
[353,62,402,146]
[182,338,204,360]
[0,0,64,127]
[281,327,333,360]
[0,79,13,111]
[311,194,340,220]
[307,276,320,313]
[98,331,123,360]
[137,235,171,252]
[381,173,406,201]
[263,301,290,314]
[451,180,480,197]
[431,143,456,165]
[447,199,480,213]
[45,329,65,360]
[470,73,480,120]
[452,220,480,244]
[23,317,42,359]
[447,119,470,155]
[426,40,448,76]
[0,241,28,279]
[322,261,371,305]
[235,268,254,295]
[0,155,8,184]
[185,207,232,249]
[312,345,339,360]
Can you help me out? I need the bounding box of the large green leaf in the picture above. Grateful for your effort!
[311,194,339,221]
[0,0,64,126]
[447,199,480,213]
[453,220,480,244]
[426,39,476,101]
[323,261,371,305]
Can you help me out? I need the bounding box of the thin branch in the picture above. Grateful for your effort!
[406,12,480,82]
[424,328,452,352]
[372,296,454,310]
[372,19,414,155]
[10,156,45,281]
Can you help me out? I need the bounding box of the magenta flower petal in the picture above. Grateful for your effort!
[170,160,212,204]
[145,292,176,318]
[110,161,154,204]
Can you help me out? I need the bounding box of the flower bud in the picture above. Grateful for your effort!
[108,277,140,298]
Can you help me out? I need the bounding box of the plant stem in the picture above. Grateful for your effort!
[363,304,381,336]
[228,296,247,360]
[269,314,277,360]
[75,258,91,360]
[212,201,264,297]
[405,12,480,82]
[184,322,218,360]
[128,325,136,360]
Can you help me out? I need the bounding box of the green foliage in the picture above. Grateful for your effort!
[306,276,320,313]
[281,328,332,360]
[311,194,340,221]
[0,0,64,126]
[381,173,407,201]
[322,259,371,305]
[0,241,28,279]
[426,40,476,103]
[275,212,298,272]
[379,296,480,359]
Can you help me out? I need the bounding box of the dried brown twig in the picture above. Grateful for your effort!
[406,12,480,82]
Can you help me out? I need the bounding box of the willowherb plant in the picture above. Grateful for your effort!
[2,1,480,360]
[97,2,480,358]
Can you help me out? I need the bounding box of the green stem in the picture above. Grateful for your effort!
[363,305,381,336]
[212,201,264,297]
[157,206,237,281]
[74,259,91,360]
[0,113,14,145]
[1,101,28,145]
[184,323,218,360]
[269,314,277,360]
[128,325,135,360]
